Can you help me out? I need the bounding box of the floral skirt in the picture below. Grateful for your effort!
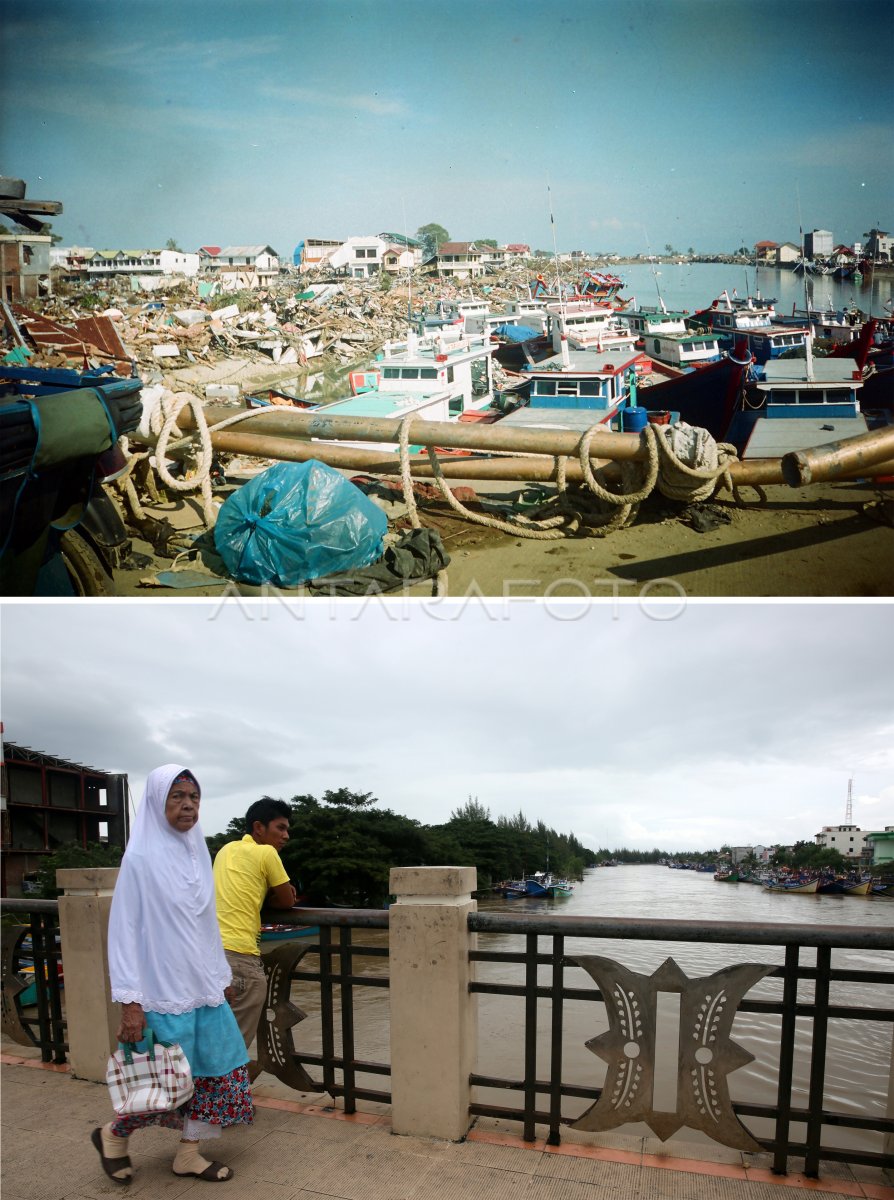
[110,1065,253,1140]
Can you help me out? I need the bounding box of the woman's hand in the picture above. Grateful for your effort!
[116,1001,145,1044]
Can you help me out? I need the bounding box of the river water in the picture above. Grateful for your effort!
[283,866,892,1152]
[604,261,894,320]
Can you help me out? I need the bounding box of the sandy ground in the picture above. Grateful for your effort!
[111,475,894,600]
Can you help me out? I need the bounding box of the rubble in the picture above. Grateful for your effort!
[2,263,552,394]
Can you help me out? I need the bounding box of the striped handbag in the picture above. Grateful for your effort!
[106,1028,194,1115]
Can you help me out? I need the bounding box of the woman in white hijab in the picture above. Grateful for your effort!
[92,764,252,1184]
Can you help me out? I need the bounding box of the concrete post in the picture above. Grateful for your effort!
[388,866,477,1141]
[56,867,119,1082]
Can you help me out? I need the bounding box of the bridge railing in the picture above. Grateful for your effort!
[6,866,892,1184]
[467,909,894,1177]
[1,898,66,1064]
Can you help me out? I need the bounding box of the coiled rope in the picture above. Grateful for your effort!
[118,391,741,587]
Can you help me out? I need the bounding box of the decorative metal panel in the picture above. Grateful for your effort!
[573,955,773,1150]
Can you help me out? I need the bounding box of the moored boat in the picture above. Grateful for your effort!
[763,878,819,893]
[714,869,739,882]
[260,923,320,941]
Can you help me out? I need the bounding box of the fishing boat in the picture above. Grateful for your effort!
[259,923,320,941]
[641,330,724,369]
[763,878,819,893]
[840,878,872,896]
[545,300,638,354]
[495,879,529,899]
[524,872,552,897]
[312,329,502,452]
[548,877,574,897]
[500,344,649,432]
[728,348,869,460]
[618,302,689,340]
[713,869,739,882]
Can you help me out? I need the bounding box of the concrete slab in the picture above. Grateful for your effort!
[1,1058,891,1200]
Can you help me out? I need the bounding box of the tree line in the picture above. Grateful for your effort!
[205,790,597,907]
[31,791,873,902]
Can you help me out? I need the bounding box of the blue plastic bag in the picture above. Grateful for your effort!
[214,460,388,587]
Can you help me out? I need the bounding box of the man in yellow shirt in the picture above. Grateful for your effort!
[213,798,297,1050]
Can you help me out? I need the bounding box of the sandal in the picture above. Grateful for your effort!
[90,1126,133,1184]
[173,1161,234,1182]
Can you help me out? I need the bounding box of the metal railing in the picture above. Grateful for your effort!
[260,908,391,1114]
[467,912,894,1177]
[1,898,66,1063]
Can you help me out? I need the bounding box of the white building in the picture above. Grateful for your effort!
[83,248,200,280]
[327,235,388,278]
[814,824,871,860]
[804,229,833,258]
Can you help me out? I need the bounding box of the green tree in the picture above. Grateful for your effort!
[35,842,124,899]
[450,795,490,822]
[165,237,182,251]
[416,223,449,259]
[476,238,498,248]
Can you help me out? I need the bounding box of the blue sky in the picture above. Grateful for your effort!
[1,0,892,256]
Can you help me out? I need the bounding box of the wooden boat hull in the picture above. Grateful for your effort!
[841,880,871,896]
[763,879,819,893]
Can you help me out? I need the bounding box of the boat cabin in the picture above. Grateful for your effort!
[739,358,866,459]
[619,305,688,339]
[377,330,497,414]
[756,358,863,420]
[517,347,645,428]
[644,331,722,369]
[546,301,637,353]
[313,389,458,454]
[741,325,809,364]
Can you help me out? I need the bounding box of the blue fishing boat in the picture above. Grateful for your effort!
[260,923,320,942]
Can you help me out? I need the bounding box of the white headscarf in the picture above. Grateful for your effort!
[108,763,232,1014]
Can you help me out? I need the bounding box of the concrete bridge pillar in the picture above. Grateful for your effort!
[56,867,119,1082]
[388,866,477,1141]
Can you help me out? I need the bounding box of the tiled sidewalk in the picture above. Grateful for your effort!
[1,1054,891,1200]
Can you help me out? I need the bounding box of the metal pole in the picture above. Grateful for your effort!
[781,425,894,486]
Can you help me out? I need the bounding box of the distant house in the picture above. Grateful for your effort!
[85,248,200,283]
[504,244,530,258]
[478,244,507,269]
[201,245,279,287]
[776,242,800,267]
[378,232,423,275]
[754,240,779,265]
[830,244,855,268]
[0,742,129,897]
[863,228,892,262]
[298,238,344,271]
[327,236,388,278]
[804,229,833,258]
[431,241,485,278]
[0,233,52,302]
[814,824,871,860]
[866,827,894,866]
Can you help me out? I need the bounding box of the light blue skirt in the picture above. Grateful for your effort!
[141,1002,247,1078]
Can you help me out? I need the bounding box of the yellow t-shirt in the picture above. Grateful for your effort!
[213,835,291,956]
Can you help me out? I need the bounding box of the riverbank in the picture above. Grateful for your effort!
[112,474,894,598]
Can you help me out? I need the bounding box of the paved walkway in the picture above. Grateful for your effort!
[1,1053,891,1200]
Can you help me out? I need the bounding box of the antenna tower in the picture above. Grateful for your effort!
[845,777,853,824]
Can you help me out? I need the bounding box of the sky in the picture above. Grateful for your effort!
[1,0,892,257]
[1,601,891,853]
